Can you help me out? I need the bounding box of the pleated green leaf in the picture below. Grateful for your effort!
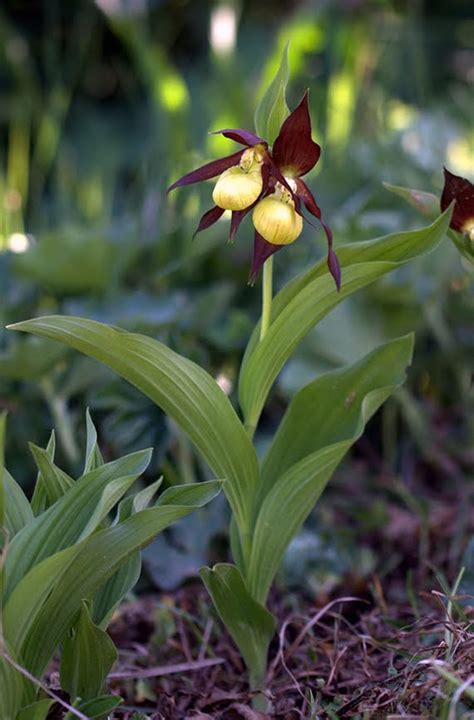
[92,477,163,626]
[29,443,75,505]
[254,43,290,144]
[200,563,276,689]
[8,317,259,534]
[4,449,152,599]
[239,209,451,432]
[60,600,117,701]
[65,695,123,719]
[0,646,29,720]
[156,480,226,507]
[16,699,55,720]
[30,430,56,516]
[84,409,104,474]
[4,479,222,677]
[92,551,141,628]
[246,335,414,603]
[2,469,33,538]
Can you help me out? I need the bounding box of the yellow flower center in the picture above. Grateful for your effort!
[212,147,264,211]
[252,185,303,246]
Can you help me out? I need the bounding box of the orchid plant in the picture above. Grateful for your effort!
[5,49,453,694]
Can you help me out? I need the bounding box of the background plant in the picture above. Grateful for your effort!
[0,411,221,718]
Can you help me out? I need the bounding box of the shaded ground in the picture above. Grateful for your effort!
[103,442,474,719]
[101,584,473,719]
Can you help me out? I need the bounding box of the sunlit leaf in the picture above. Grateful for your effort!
[246,335,414,603]
[8,317,259,537]
[254,43,290,144]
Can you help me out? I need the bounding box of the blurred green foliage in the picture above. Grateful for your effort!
[0,0,472,587]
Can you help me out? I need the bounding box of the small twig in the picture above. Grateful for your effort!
[178,615,193,663]
[326,645,348,688]
[109,657,224,680]
[197,618,213,663]
[444,567,465,660]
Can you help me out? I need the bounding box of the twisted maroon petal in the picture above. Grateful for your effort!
[295,178,341,290]
[272,91,321,178]
[265,156,301,212]
[210,128,267,147]
[192,205,225,239]
[249,232,284,285]
[167,149,244,193]
[441,167,474,233]
[229,209,250,242]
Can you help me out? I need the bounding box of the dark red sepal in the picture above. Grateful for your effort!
[229,208,250,243]
[249,232,284,285]
[265,156,301,212]
[167,149,244,193]
[210,128,266,147]
[295,178,341,290]
[440,167,474,233]
[192,205,225,239]
[272,91,321,178]
[327,249,341,291]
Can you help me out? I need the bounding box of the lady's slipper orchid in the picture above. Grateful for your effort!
[167,93,340,289]
[441,167,474,240]
[252,186,303,246]
[212,146,265,211]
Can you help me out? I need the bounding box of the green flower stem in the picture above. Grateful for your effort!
[244,257,274,439]
[259,256,273,342]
